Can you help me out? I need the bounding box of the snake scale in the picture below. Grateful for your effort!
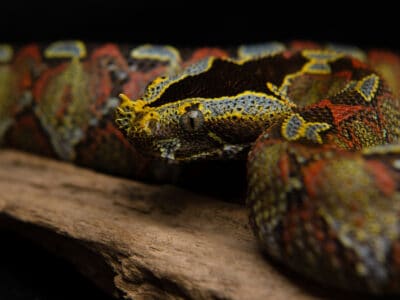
[1,40,400,294]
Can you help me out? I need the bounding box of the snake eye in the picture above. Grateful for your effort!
[180,109,204,131]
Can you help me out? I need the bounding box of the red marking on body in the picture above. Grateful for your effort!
[90,44,130,109]
[14,44,41,62]
[302,160,326,198]
[299,209,311,221]
[369,50,400,65]
[324,240,337,254]
[20,71,32,90]
[309,99,370,127]
[3,113,56,158]
[13,44,42,91]
[282,211,299,243]
[327,229,337,239]
[351,58,368,69]
[335,116,382,150]
[249,132,282,159]
[289,40,321,50]
[32,48,117,118]
[55,85,73,119]
[75,121,149,177]
[79,121,138,154]
[90,73,112,111]
[124,66,169,99]
[349,201,360,212]
[353,215,365,227]
[278,153,290,184]
[287,209,300,227]
[392,241,400,267]
[334,70,353,80]
[33,62,68,102]
[88,69,112,112]
[365,160,396,197]
[282,229,291,243]
[90,44,125,61]
[282,50,294,59]
[315,229,325,241]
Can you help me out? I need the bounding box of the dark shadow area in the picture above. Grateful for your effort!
[0,227,116,300]
[1,1,399,51]
[170,159,247,202]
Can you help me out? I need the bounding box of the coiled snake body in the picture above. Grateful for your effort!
[2,40,400,294]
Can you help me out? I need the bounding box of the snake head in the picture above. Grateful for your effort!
[115,56,297,161]
[115,93,254,160]
[115,90,292,161]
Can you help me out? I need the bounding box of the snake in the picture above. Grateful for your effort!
[2,40,400,294]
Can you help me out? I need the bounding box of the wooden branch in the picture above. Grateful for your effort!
[0,150,358,299]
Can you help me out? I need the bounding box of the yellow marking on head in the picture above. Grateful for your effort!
[152,76,169,85]
[118,93,147,113]
[177,102,202,115]
[115,93,150,135]
[142,57,218,104]
[44,40,87,59]
[118,93,132,106]
[266,81,298,105]
[214,111,244,121]
[150,91,292,115]
[143,76,170,99]
[266,82,279,94]
[275,71,306,101]
[138,110,160,134]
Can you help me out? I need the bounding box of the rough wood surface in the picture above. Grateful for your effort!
[0,150,372,299]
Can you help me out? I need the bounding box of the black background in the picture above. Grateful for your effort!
[1,1,399,50]
[1,1,398,299]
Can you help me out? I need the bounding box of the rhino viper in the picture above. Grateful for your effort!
[1,40,400,294]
